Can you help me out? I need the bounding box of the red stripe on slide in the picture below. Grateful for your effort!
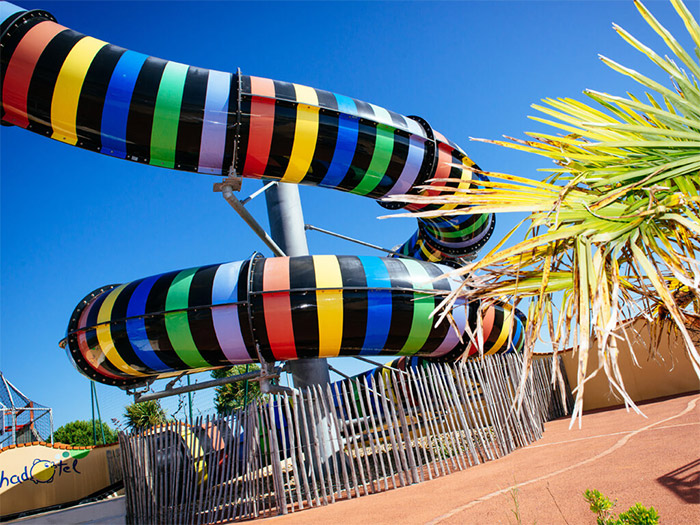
[465,305,496,357]
[426,143,453,195]
[410,142,453,211]
[262,257,297,360]
[2,21,67,128]
[242,76,276,178]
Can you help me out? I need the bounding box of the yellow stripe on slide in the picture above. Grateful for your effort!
[486,306,513,356]
[442,158,475,211]
[418,240,441,262]
[51,36,107,145]
[293,84,318,106]
[313,255,344,358]
[179,428,208,484]
[96,284,146,376]
[281,84,319,184]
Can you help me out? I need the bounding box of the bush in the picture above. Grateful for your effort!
[584,489,659,525]
[54,420,118,446]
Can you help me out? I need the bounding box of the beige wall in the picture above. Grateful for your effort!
[0,443,122,518]
[561,319,700,411]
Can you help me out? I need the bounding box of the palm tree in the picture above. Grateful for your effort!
[124,400,168,431]
[211,365,264,414]
[391,0,700,420]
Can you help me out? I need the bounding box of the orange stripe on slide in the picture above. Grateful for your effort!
[249,75,276,98]
[243,76,276,178]
[2,21,67,128]
[413,143,453,211]
[427,143,453,196]
[262,257,297,359]
[479,306,496,354]
[467,305,495,357]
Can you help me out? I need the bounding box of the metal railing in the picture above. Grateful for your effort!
[119,354,571,524]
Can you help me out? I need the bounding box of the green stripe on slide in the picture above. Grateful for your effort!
[350,124,394,196]
[430,213,490,239]
[164,267,209,368]
[150,61,188,168]
[398,260,435,355]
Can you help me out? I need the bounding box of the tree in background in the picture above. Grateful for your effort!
[123,400,167,431]
[211,365,263,415]
[54,420,118,446]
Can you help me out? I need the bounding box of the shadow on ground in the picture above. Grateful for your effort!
[657,458,700,504]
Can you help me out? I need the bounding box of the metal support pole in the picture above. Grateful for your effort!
[94,384,106,444]
[186,375,194,425]
[90,382,96,445]
[243,363,250,408]
[265,182,340,481]
[134,368,280,402]
[305,223,404,257]
[219,179,286,257]
[352,355,409,374]
[265,182,331,388]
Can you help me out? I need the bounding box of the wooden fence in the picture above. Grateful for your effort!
[119,354,572,524]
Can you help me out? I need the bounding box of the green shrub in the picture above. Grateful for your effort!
[54,420,118,446]
[584,489,659,525]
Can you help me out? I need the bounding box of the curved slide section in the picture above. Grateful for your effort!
[0,2,494,265]
[65,255,524,387]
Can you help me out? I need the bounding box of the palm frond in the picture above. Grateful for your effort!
[394,0,700,422]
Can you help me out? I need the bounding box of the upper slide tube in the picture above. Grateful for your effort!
[0,2,494,265]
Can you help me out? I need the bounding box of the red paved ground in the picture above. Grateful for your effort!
[269,392,700,524]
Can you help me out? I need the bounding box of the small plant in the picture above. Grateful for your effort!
[584,489,659,525]
[510,485,522,525]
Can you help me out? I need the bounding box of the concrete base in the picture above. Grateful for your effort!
[8,496,125,525]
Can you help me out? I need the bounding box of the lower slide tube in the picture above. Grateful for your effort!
[65,255,525,387]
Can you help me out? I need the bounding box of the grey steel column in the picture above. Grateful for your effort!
[265,183,340,480]
[265,182,331,389]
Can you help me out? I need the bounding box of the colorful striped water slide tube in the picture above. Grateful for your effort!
[0,2,494,265]
[64,255,525,387]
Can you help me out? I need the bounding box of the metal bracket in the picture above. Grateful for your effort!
[216,173,286,257]
[213,175,242,193]
[259,361,295,395]
[124,377,156,397]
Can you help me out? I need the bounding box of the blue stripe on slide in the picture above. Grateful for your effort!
[335,93,358,118]
[359,256,392,355]
[211,261,242,305]
[508,309,523,353]
[125,274,171,371]
[320,94,358,189]
[100,50,148,158]
[0,2,24,25]
[198,70,231,175]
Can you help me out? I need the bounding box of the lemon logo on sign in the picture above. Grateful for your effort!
[29,459,56,484]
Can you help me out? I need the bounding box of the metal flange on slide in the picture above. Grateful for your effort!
[1,2,523,386]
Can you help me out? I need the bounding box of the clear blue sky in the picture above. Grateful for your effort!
[1,0,691,430]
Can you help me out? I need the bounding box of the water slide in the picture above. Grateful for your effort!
[0,2,523,386]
